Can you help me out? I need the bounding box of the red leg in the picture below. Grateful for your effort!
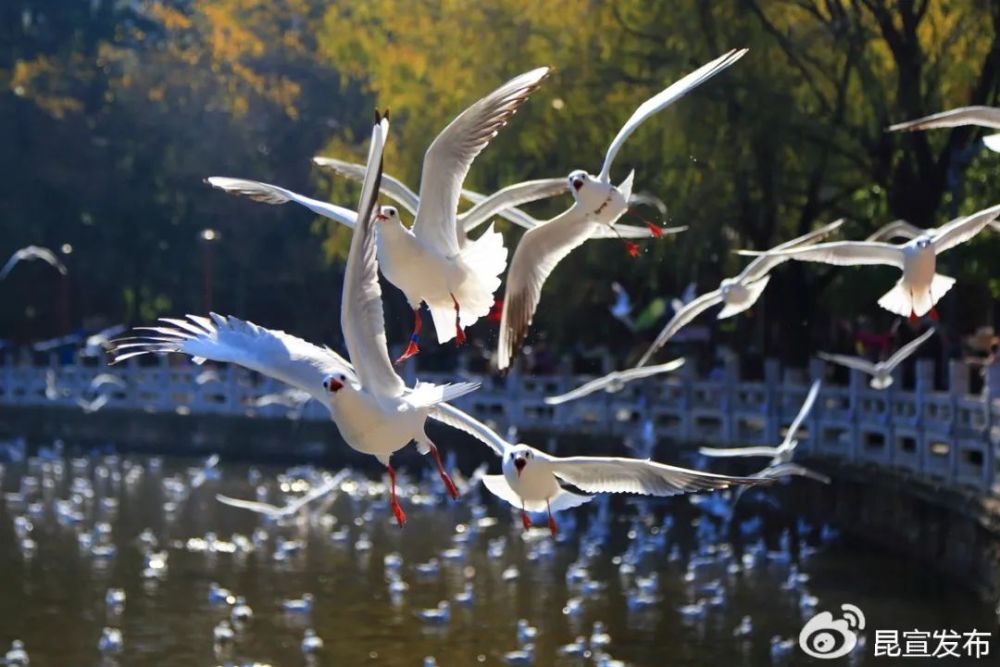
[386,464,407,527]
[908,311,919,325]
[394,309,422,365]
[451,294,466,346]
[546,500,558,536]
[521,510,532,531]
[929,306,940,321]
[624,241,640,258]
[427,442,459,500]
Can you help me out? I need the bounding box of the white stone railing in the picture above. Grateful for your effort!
[1,354,998,497]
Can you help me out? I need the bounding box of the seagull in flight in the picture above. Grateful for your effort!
[817,326,936,390]
[888,106,1000,152]
[212,68,549,363]
[216,470,351,523]
[737,204,1000,320]
[1,246,67,280]
[700,380,830,486]
[430,404,767,535]
[111,115,479,526]
[544,358,685,405]
[636,219,843,366]
[495,49,747,370]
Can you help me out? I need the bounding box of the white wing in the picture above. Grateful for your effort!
[783,380,821,447]
[699,445,782,458]
[816,352,877,376]
[756,463,831,485]
[497,207,599,370]
[108,314,355,405]
[428,403,509,457]
[544,358,685,405]
[342,116,405,398]
[459,179,568,235]
[598,48,747,182]
[542,453,764,496]
[865,219,925,242]
[740,241,904,268]
[215,495,282,517]
[205,177,357,228]
[1,246,67,280]
[884,327,936,372]
[739,219,844,282]
[413,67,549,256]
[284,469,352,513]
[930,203,1000,253]
[310,158,420,217]
[888,106,1000,132]
[636,290,722,367]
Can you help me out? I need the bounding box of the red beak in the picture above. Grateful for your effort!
[375,213,387,222]
[514,457,526,477]
[326,378,344,393]
[572,179,583,191]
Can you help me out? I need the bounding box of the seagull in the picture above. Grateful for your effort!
[216,470,350,523]
[213,68,549,362]
[637,219,843,366]
[301,629,324,654]
[888,106,1000,152]
[430,403,767,535]
[0,245,67,280]
[98,627,123,655]
[609,282,635,331]
[737,204,1000,320]
[111,116,479,526]
[700,380,831,485]
[544,358,685,405]
[867,218,1000,242]
[496,49,747,370]
[817,326,936,390]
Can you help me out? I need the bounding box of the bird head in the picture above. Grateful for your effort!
[567,169,589,193]
[509,445,534,477]
[375,205,398,223]
[322,373,347,394]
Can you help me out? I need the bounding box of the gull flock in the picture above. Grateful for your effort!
[3,46,1000,664]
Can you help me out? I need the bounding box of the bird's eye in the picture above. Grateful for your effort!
[338,374,346,381]
[322,379,329,390]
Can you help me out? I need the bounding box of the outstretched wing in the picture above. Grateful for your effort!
[699,445,782,458]
[816,352,877,376]
[310,158,420,217]
[428,402,510,458]
[884,327,936,372]
[930,203,1000,254]
[215,495,282,516]
[865,219,925,242]
[341,115,405,398]
[205,177,357,228]
[636,289,722,367]
[497,207,598,370]
[109,314,355,405]
[888,106,1000,132]
[543,453,765,496]
[459,179,568,235]
[783,379,821,447]
[739,241,904,269]
[598,48,747,181]
[414,68,549,256]
[740,219,844,282]
[0,246,67,280]
[544,374,619,405]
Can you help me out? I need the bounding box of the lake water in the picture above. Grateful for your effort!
[0,447,997,666]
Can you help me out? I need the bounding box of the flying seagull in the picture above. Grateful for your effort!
[817,326,936,390]
[637,219,843,366]
[212,68,549,362]
[216,470,351,523]
[112,115,479,526]
[544,358,685,405]
[1,246,67,280]
[429,403,767,534]
[496,49,747,371]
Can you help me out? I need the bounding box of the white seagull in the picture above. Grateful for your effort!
[544,358,685,405]
[888,106,1000,152]
[636,219,843,366]
[495,49,747,370]
[430,404,766,534]
[215,469,351,522]
[111,115,479,526]
[1,245,68,280]
[817,326,936,390]
[738,204,1000,320]
[212,68,549,362]
[699,380,831,485]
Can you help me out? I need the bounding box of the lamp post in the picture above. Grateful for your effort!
[199,228,219,312]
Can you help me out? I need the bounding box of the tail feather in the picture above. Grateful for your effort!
[877,281,912,317]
